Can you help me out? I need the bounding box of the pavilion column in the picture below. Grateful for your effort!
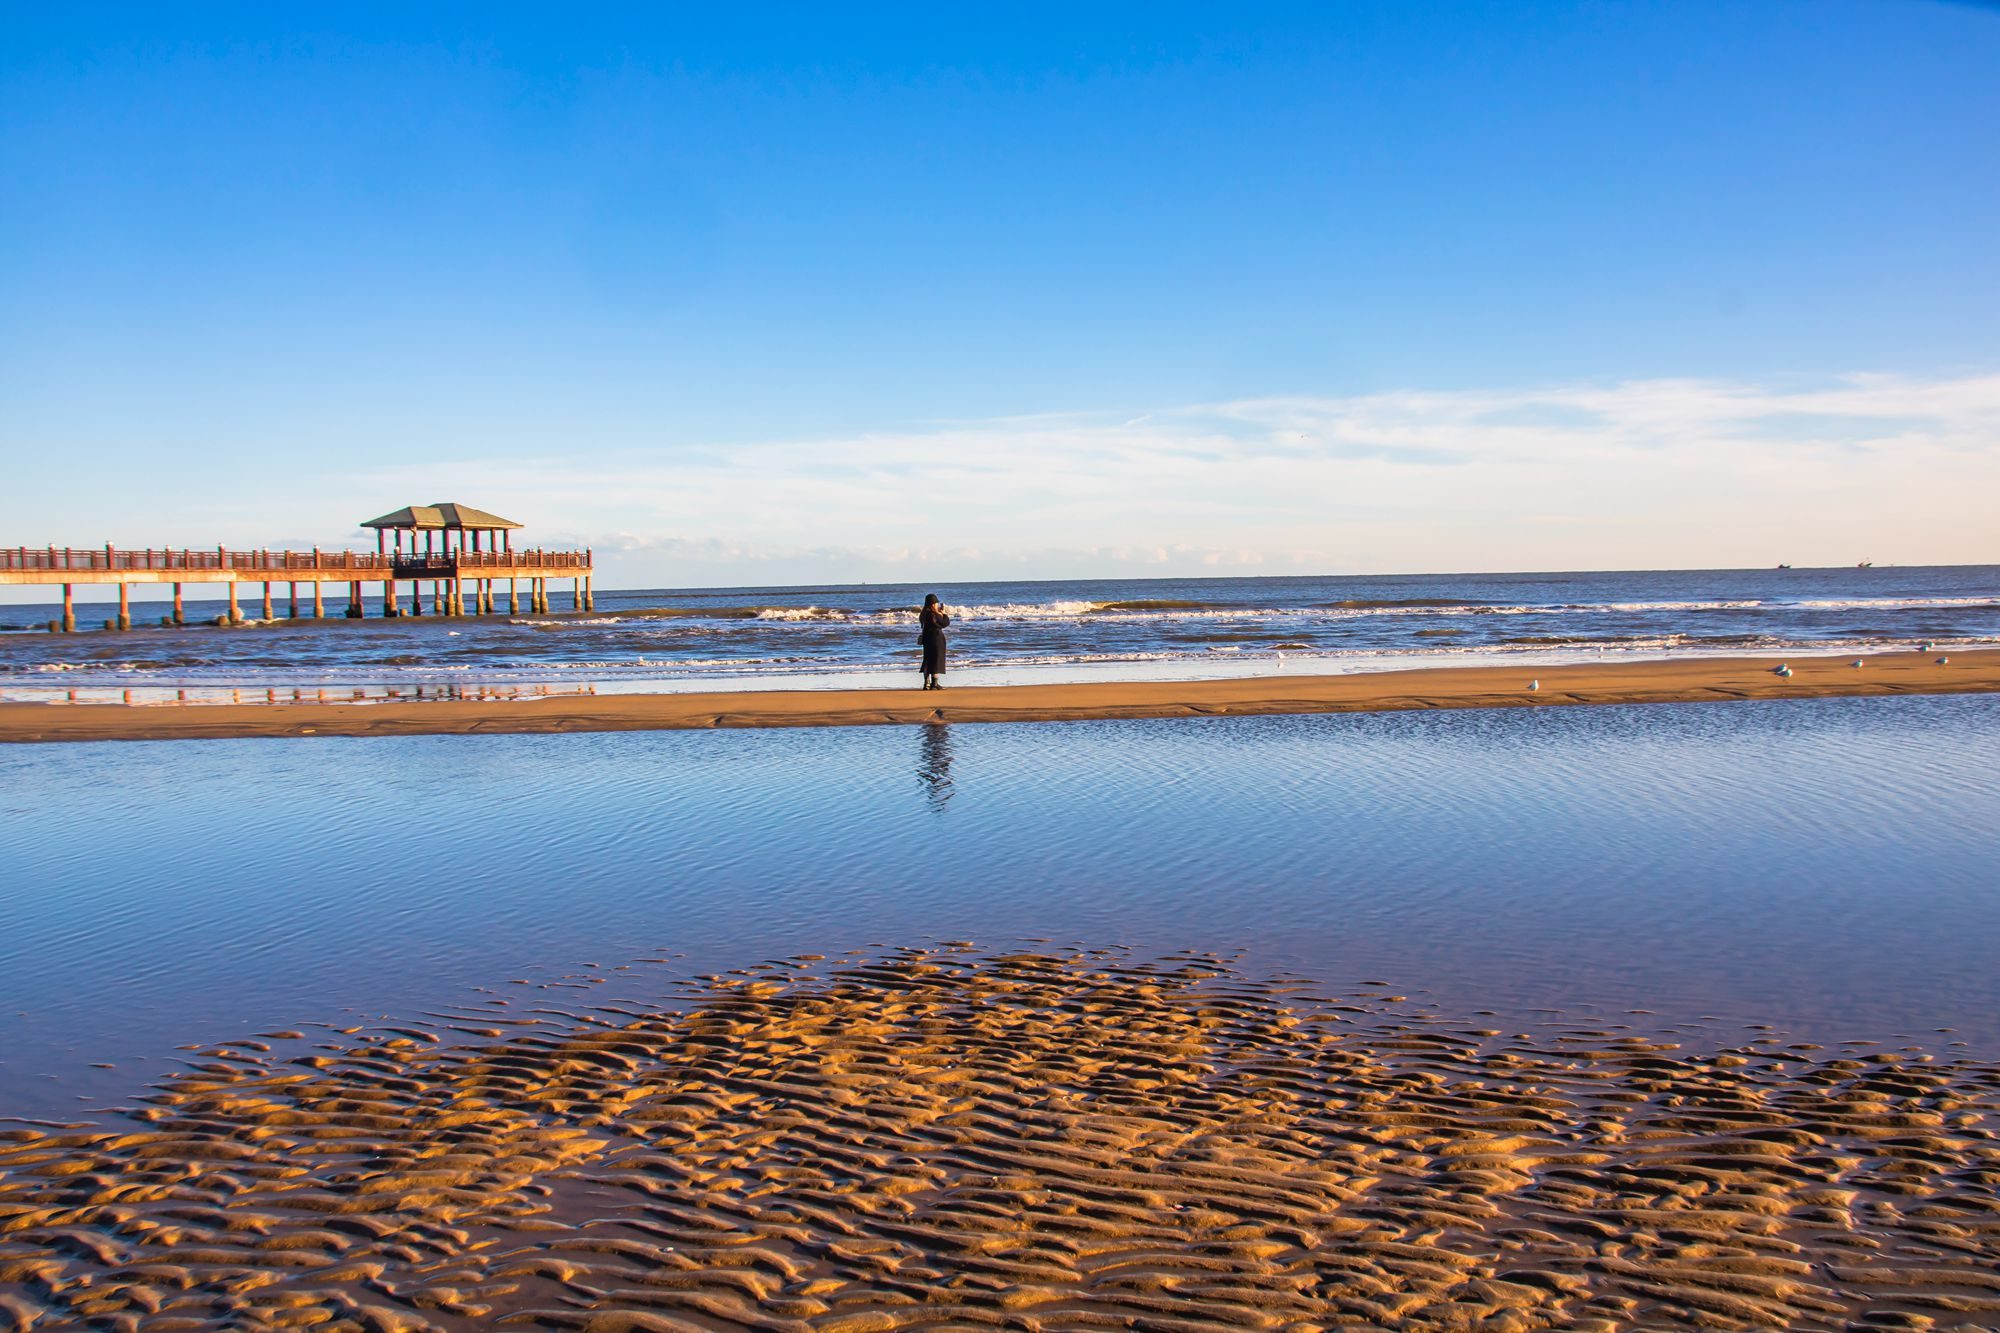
[313,582,324,619]
[228,582,241,624]
[172,582,184,626]
[117,582,131,631]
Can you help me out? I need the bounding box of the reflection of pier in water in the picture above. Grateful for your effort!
[1,502,593,632]
[918,723,955,811]
[19,683,602,708]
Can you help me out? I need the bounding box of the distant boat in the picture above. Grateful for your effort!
[1858,561,1873,568]
[1776,563,1792,570]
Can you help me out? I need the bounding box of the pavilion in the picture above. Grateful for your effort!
[361,502,522,557]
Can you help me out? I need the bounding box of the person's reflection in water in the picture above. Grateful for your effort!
[917,722,956,812]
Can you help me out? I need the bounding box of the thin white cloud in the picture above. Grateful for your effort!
[363,370,2000,583]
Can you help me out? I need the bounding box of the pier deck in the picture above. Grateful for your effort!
[1,545,595,629]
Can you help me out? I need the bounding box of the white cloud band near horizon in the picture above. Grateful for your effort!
[8,369,1994,595]
[359,370,1996,586]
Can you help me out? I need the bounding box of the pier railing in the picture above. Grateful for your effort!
[2,546,593,574]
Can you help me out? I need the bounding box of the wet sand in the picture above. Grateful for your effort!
[3,947,1998,1331]
[2,648,1996,743]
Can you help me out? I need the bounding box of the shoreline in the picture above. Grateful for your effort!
[2,647,1995,743]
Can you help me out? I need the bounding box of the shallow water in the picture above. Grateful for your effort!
[1,693,1997,1118]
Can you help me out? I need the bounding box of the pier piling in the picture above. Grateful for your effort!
[173,582,184,626]
[227,583,240,625]
[313,582,324,619]
[117,582,130,631]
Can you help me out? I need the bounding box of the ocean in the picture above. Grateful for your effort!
[2,564,1994,700]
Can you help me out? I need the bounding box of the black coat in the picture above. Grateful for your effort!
[919,608,950,674]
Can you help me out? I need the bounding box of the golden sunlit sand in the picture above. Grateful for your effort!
[2,648,1995,744]
[4,948,2000,1330]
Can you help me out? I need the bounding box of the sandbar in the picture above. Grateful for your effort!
[1,648,1993,744]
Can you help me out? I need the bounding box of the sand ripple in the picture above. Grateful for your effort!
[4,949,2000,1330]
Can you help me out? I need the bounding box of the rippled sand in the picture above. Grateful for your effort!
[4,949,1999,1330]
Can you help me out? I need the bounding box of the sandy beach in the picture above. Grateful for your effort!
[4,947,1998,1331]
[2,648,1995,744]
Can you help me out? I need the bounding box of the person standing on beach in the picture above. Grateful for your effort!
[919,594,950,690]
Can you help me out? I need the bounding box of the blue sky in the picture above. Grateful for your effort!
[3,2,1996,589]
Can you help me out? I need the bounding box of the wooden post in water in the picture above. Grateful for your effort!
[347,580,363,619]
[172,582,184,625]
[509,578,520,614]
[313,581,324,619]
[60,582,74,632]
[584,575,594,612]
[384,578,397,617]
[117,582,130,630]
[262,582,274,620]
[227,581,240,624]
[289,582,298,618]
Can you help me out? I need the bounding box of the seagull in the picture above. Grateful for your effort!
[1774,664,1793,678]
[1937,656,1950,665]
[1528,679,1540,691]
[1852,659,1864,668]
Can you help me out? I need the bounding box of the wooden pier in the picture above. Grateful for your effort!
[0,503,594,631]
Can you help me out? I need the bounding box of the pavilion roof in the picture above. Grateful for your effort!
[361,503,523,531]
